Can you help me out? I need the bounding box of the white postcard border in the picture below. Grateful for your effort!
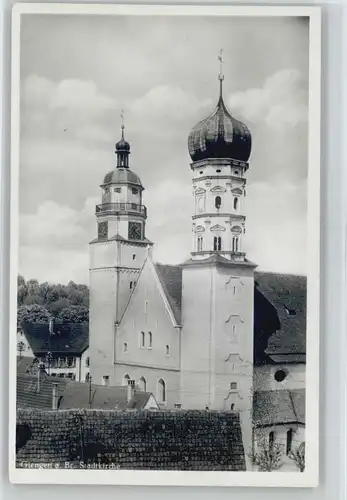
[9,3,321,488]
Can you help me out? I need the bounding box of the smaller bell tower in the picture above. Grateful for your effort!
[89,114,152,386]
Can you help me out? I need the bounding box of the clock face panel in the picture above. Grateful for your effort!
[98,221,108,240]
[128,221,142,240]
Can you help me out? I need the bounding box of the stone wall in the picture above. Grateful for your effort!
[16,409,246,471]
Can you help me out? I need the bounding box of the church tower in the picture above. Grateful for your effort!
[89,116,152,386]
[180,53,256,454]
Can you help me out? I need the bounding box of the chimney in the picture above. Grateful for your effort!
[49,317,54,335]
[52,383,59,410]
[36,363,45,393]
[174,403,182,409]
[127,379,135,403]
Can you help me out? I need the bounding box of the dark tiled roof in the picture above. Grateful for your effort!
[155,263,183,325]
[22,323,89,356]
[253,389,305,427]
[17,373,70,410]
[254,272,306,358]
[17,409,246,470]
[59,383,154,410]
[17,356,35,375]
[152,264,306,361]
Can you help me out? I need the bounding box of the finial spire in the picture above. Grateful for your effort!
[218,49,224,98]
[120,109,125,139]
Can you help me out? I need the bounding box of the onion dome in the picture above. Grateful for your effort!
[116,130,130,152]
[103,168,143,188]
[188,70,251,163]
[115,116,131,168]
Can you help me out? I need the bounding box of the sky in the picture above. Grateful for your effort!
[18,14,309,284]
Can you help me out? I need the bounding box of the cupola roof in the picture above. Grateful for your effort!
[103,168,143,188]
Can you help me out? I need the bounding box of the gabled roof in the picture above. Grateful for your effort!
[152,265,306,362]
[17,356,35,375]
[17,373,70,410]
[59,383,156,410]
[253,389,305,427]
[22,323,89,356]
[154,264,183,325]
[254,272,306,358]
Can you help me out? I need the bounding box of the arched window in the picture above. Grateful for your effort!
[148,331,152,348]
[123,374,130,386]
[130,281,133,290]
[232,237,239,253]
[158,379,166,402]
[139,376,147,392]
[166,345,170,356]
[197,236,203,252]
[233,197,239,210]
[215,196,222,209]
[286,429,293,455]
[269,431,275,451]
[213,236,222,251]
[124,342,128,353]
[140,331,145,348]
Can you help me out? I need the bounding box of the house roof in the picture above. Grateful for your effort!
[253,389,305,427]
[152,265,306,361]
[17,372,70,410]
[154,263,183,325]
[59,383,156,410]
[254,272,306,358]
[22,323,89,356]
[17,356,35,375]
[17,409,246,470]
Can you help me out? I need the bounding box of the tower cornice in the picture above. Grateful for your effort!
[190,158,249,170]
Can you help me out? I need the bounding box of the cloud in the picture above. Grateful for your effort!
[245,180,307,275]
[20,198,98,249]
[227,69,308,128]
[22,75,118,143]
[130,85,213,122]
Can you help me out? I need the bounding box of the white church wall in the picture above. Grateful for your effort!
[89,265,118,386]
[114,363,180,408]
[254,364,306,392]
[114,258,181,407]
[80,348,90,383]
[254,424,305,471]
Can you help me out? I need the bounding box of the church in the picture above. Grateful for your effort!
[88,63,306,465]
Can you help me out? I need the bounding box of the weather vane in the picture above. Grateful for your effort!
[218,49,224,81]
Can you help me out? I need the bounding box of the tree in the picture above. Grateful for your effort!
[17,304,51,327]
[289,442,305,472]
[17,274,90,321]
[57,305,89,324]
[249,440,284,472]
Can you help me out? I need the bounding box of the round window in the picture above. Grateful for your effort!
[274,369,287,382]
